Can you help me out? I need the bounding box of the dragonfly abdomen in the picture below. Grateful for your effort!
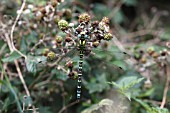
[77,50,84,99]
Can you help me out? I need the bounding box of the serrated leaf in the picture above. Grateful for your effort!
[117,76,144,90]
[150,107,169,113]
[109,76,144,100]
[134,98,151,111]
[26,56,47,73]
[2,51,22,62]
[138,88,155,98]
[112,60,127,70]
[123,92,131,101]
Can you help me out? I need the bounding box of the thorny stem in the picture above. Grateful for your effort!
[160,65,170,108]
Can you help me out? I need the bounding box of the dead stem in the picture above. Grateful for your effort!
[160,65,170,108]
[10,0,27,59]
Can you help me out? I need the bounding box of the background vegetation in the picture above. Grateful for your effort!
[0,0,170,113]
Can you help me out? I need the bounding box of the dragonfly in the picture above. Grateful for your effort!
[51,38,133,101]
[49,14,134,100]
[50,36,132,100]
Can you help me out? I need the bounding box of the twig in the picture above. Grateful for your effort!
[160,65,170,108]
[14,60,30,96]
[48,47,76,67]
[10,0,25,48]
[10,0,27,59]
[58,100,80,113]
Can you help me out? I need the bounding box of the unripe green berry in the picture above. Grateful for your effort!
[43,48,50,56]
[152,52,159,59]
[102,17,109,25]
[147,47,155,55]
[140,57,147,64]
[58,19,69,30]
[78,13,91,23]
[47,51,56,60]
[92,41,100,48]
[104,33,113,40]
[55,36,63,43]
[73,71,78,79]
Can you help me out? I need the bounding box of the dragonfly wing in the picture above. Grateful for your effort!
[86,46,136,70]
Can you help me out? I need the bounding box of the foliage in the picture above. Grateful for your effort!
[108,76,144,100]
[0,0,170,113]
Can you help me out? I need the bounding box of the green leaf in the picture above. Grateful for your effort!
[150,107,169,113]
[133,98,151,111]
[138,88,155,98]
[112,60,127,70]
[22,96,33,107]
[2,51,22,62]
[123,92,131,101]
[109,76,144,100]
[134,98,169,113]
[85,74,109,93]
[26,56,47,73]
[51,69,68,81]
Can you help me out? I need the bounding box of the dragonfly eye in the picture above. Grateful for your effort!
[78,34,81,38]
[84,35,88,39]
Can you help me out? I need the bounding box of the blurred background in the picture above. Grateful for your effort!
[0,0,170,113]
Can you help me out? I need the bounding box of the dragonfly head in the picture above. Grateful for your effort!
[78,31,89,39]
